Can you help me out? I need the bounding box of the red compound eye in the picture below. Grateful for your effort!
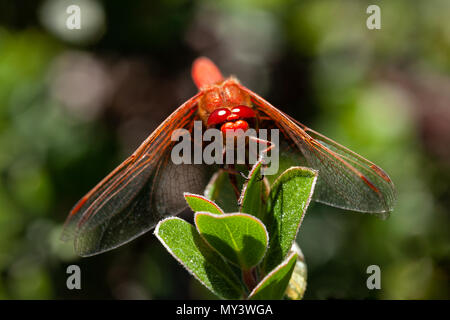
[207,108,231,126]
[230,105,256,119]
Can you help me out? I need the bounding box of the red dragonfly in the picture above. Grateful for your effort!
[63,57,396,256]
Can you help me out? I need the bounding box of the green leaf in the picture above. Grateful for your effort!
[184,193,223,214]
[239,160,269,220]
[195,212,269,270]
[154,217,244,299]
[204,170,244,212]
[264,147,308,186]
[248,251,298,300]
[262,167,317,273]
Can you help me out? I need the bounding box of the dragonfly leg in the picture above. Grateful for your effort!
[240,171,249,180]
[227,165,241,199]
[221,147,246,197]
[248,136,276,178]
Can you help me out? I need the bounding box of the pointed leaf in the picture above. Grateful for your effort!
[155,217,243,299]
[204,170,244,212]
[195,212,268,270]
[262,167,317,273]
[249,251,297,300]
[239,160,269,219]
[184,193,223,214]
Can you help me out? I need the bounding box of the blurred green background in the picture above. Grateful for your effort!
[0,0,449,299]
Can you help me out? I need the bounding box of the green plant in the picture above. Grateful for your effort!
[154,160,316,299]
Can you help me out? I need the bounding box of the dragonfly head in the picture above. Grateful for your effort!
[207,105,256,134]
[198,79,254,133]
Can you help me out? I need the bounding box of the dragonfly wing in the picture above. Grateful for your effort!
[62,93,217,256]
[243,86,396,216]
[74,156,216,256]
[295,124,396,214]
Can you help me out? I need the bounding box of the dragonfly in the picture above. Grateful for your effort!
[62,57,396,256]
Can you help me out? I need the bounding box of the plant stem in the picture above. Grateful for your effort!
[242,268,257,292]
